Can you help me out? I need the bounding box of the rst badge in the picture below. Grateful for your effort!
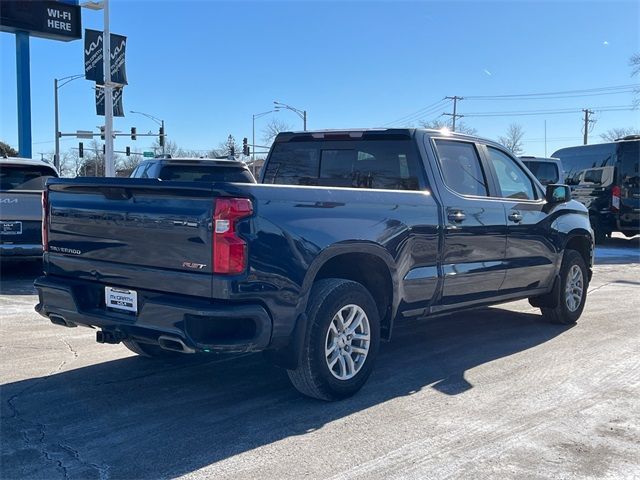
[182,261,207,270]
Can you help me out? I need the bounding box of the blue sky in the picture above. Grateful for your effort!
[1,0,639,158]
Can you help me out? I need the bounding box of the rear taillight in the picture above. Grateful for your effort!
[611,185,621,212]
[41,190,49,252]
[212,198,253,274]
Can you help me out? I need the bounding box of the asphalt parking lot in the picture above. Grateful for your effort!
[1,235,639,480]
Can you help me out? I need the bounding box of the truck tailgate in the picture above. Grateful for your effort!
[45,178,217,297]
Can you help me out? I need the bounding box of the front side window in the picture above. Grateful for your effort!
[487,147,536,200]
[433,140,488,196]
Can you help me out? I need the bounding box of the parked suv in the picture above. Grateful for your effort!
[520,156,563,185]
[1,157,58,259]
[552,137,639,242]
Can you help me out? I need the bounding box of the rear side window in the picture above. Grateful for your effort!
[487,147,536,200]
[158,165,255,183]
[262,144,320,186]
[0,164,57,191]
[263,139,422,190]
[433,140,488,196]
[522,161,559,185]
[318,143,421,190]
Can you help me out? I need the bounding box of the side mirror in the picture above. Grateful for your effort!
[546,184,571,204]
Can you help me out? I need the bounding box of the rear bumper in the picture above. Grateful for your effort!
[34,275,273,353]
[0,243,42,258]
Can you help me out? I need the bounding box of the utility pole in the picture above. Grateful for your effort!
[443,96,464,132]
[303,110,307,131]
[103,0,114,177]
[582,109,594,145]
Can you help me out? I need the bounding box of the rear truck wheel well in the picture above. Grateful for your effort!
[264,252,394,370]
[314,253,394,339]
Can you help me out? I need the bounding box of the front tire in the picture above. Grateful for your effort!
[541,249,589,325]
[287,279,380,401]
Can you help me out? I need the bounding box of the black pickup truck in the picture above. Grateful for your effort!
[35,129,594,400]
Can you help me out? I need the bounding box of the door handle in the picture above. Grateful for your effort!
[508,211,523,223]
[447,210,466,223]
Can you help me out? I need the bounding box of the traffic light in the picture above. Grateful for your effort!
[100,125,105,141]
[242,137,249,156]
[131,127,137,141]
[159,126,165,147]
[78,142,84,158]
[126,146,131,156]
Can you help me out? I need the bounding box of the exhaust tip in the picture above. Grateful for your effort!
[49,314,76,328]
[157,335,195,354]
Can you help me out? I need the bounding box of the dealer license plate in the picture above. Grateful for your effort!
[105,286,138,313]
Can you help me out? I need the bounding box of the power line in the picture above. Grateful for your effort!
[463,105,635,117]
[382,98,448,127]
[464,84,640,100]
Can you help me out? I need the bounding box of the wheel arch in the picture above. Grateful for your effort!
[299,243,399,341]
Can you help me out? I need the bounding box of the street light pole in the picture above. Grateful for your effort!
[130,110,165,154]
[53,74,84,171]
[252,110,277,163]
[103,0,114,177]
[274,101,307,131]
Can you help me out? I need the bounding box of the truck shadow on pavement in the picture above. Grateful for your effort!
[0,260,42,295]
[1,307,571,479]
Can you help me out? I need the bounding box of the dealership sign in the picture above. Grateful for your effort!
[0,1,82,42]
[95,87,124,117]
[84,28,128,85]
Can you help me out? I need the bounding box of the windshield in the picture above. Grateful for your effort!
[157,165,255,183]
[0,164,58,191]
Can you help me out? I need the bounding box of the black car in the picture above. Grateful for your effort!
[552,137,639,242]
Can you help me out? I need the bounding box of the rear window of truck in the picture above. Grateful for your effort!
[263,140,423,190]
[0,164,58,191]
[522,161,560,185]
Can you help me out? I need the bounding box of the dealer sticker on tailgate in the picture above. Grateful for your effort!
[105,286,138,313]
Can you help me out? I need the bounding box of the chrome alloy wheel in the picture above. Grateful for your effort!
[324,304,371,380]
[565,264,584,312]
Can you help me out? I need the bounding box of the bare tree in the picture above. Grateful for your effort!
[600,127,640,142]
[498,123,525,155]
[214,135,240,158]
[631,53,640,77]
[60,149,84,177]
[419,119,477,135]
[262,118,292,145]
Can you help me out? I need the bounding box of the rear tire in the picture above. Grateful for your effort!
[541,249,589,325]
[122,339,180,358]
[287,279,380,401]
